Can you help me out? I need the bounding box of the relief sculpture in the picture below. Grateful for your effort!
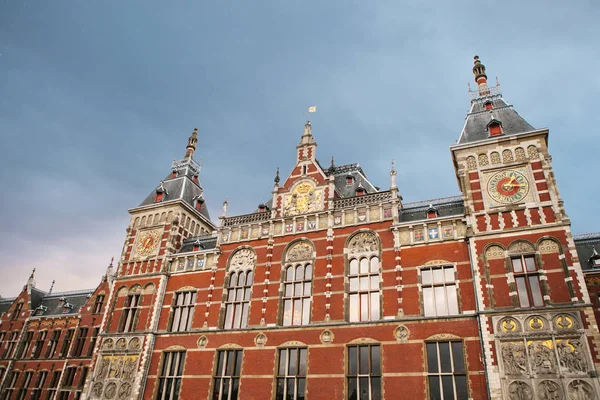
[557,340,587,374]
[538,380,563,400]
[348,232,378,254]
[501,342,527,375]
[229,248,256,270]
[528,341,556,374]
[508,381,533,400]
[568,380,595,400]
[286,241,313,262]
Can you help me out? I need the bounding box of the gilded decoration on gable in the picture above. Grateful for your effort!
[539,239,560,254]
[486,245,505,260]
[286,241,313,262]
[229,248,256,271]
[507,381,533,400]
[501,342,527,375]
[509,241,535,254]
[283,181,323,216]
[348,232,379,254]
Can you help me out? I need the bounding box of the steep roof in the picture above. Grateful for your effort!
[324,163,379,198]
[0,297,16,316]
[177,234,218,254]
[400,195,465,223]
[458,96,536,144]
[574,232,600,272]
[31,289,94,317]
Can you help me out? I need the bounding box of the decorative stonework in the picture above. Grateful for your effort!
[320,330,334,344]
[286,241,313,262]
[491,151,501,164]
[283,180,323,216]
[508,241,535,254]
[567,379,595,399]
[553,314,576,330]
[515,147,526,161]
[499,317,521,333]
[394,325,409,342]
[423,259,451,266]
[486,245,505,260]
[525,315,547,331]
[426,333,461,340]
[348,232,379,254]
[537,380,562,400]
[527,145,538,160]
[502,149,514,163]
[478,153,489,166]
[254,333,267,347]
[229,248,256,271]
[507,381,533,400]
[198,335,208,348]
[539,239,560,254]
[466,156,477,170]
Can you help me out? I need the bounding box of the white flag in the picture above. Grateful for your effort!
[308,105,317,113]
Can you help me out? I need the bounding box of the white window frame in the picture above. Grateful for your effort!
[421,265,459,317]
[170,291,197,332]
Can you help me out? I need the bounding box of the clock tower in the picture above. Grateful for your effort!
[451,57,600,398]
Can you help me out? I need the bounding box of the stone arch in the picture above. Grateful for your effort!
[133,217,140,229]
[279,340,308,347]
[176,286,197,292]
[483,243,507,261]
[508,240,536,254]
[143,283,155,295]
[217,343,243,349]
[426,333,461,340]
[283,239,315,264]
[502,149,514,163]
[345,230,381,256]
[478,153,489,166]
[141,216,147,227]
[348,337,379,345]
[466,156,477,170]
[129,284,142,294]
[423,259,452,266]
[515,147,526,161]
[116,286,129,297]
[164,345,186,351]
[490,151,501,164]
[227,247,256,272]
[527,145,539,159]
[536,237,563,254]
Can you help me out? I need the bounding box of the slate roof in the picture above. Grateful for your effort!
[32,289,94,317]
[574,232,600,272]
[400,195,465,223]
[0,297,16,316]
[177,234,218,254]
[458,97,536,144]
[326,163,379,198]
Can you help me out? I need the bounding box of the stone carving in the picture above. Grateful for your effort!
[394,325,409,341]
[508,381,533,400]
[92,382,104,398]
[486,245,505,260]
[123,357,137,381]
[526,316,546,331]
[320,330,334,344]
[97,356,110,380]
[117,383,132,400]
[104,382,117,399]
[102,338,114,351]
[554,314,576,330]
[501,342,528,375]
[286,241,313,262]
[198,335,208,348]
[110,356,124,378]
[491,151,501,164]
[466,156,477,170]
[515,147,526,161]
[499,317,521,333]
[283,181,323,216]
[254,333,267,347]
[509,241,535,254]
[229,248,256,270]
[540,240,560,254]
[528,341,556,374]
[567,380,595,400]
[557,339,587,374]
[538,380,563,400]
[116,338,127,351]
[527,145,538,160]
[128,337,141,351]
[479,153,489,166]
[348,232,379,254]
[503,149,514,163]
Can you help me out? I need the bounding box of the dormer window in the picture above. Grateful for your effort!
[346,175,354,185]
[62,302,73,314]
[171,170,178,178]
[258,203,269,213]
[195,198,204,211]
[487,120,503,137]
[484,101,493,110]
[594,258,600,267]
[591,247,600,268]
[192,175,199,184]
[155,192,164,202]
[155,182,168,203]
[355,187,366,196]
[426,205,439,219]
[193,240,204,252]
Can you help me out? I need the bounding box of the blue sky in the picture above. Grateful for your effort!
[1,1,599,296]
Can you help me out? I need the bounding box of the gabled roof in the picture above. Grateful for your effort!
[574,232,600,272]
[458,97,536,144]
[32,289,94,317]
[400,195,465,223]
[324,163,379,198]
[176,234,218,254]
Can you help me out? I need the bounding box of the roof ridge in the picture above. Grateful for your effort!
[574,232,600,240]
[43,288,95,298]
[402,195,463,208]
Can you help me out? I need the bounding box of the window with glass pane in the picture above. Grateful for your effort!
[3,371,19,400]
[511,255,544,308]
[17,331,34,359]
[3,331,18,359]
[93,294,105,314]
[170,291,197,332]
[347,344,381,400]
[223,271,253,329]
[72,327,88,357]
[156,351,186,400]
[46,371,61,400]
[88,327,100,357]
[426,341,468,400]
[422,266,459,317]
[60,329,75,357]
[275,348,307,400]
[348,257,381,322]
[212,350,242,400]
[119,294,141,332]
[16,371,32,400]
[46,331,60,359]
[282,264,313,326]
[12,302,23,320]
[31,371,47,400]
[33,331,47,359]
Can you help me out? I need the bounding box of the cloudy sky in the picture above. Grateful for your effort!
[1,1,598,297]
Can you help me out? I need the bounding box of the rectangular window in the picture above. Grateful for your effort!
[12,302,23,320]
[347,344,381,400]
[31,371,48,400]
[17,331,34,359]
[33,331,47,359]
[212,350,242,400]
[74,367,89,400]
[275,348,307,400]
[426,341,468,400]
[16,371,33,400]
[63,366,77,387]
[46,371,61,400]
[223,271,253,329]
[60,329,75,357]
[93,294,105,314]
[46,331,60,359]
[348,257,381,322]
[422,266,459,317]
[3,371,20,400]
[156,351,186,400]
[119,294,141,333]
[72,327,88,357]
[3,331,19,359]
[511,255,544,308]
[88,327,100,357]
[170,291,197,332]
[282,265,313,326]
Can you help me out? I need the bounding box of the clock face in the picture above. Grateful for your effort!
[135,229,161,257]
[487,170,530,205]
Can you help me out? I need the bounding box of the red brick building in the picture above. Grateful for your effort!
[1,56,599,400]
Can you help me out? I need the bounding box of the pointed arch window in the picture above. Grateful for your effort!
[223,248,256,329]
[281,241,314,326]
[347,232,381,322]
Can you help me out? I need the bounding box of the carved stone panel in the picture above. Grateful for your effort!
[486,245,506,260]
[528,340,557,374]
[286,241,313,263]
[229,248,256,271]
[507,380,533,400]
[501,342,528,375]
[348,232,379,254]
[567,380,596,399]
[537,380,563,400]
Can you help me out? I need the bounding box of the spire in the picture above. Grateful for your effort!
[328,156,335,174]
[472,55,489,96]
[185,128,199,159]
[274,168,280,185]
[303,120,312,136]
[27,268,36,290]
[390,159,397,190]
[221,197,229,217]
[48,279,55,294]
[105,257,115,284]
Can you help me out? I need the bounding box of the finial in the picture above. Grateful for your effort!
[472,55,489,95]
[48,280,55,294]
[110,256,114,266]
[303,120,312,136]
[27,268,36,289]
[221,197,229,217]
[496,76,500,86]
[184,128,199,159]
[30,268,35,279]
[274,168,280,185]
[391,159,396,173]
[390,160,398,190]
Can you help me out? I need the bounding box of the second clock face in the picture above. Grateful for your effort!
[487,169,530,205]
[135,229,161,257]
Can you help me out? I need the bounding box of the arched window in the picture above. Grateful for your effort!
[119,285,142,333]
[281,241,314,326]
[508,241,543,308]
[223,248,256,329]
[347,232,381,322]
